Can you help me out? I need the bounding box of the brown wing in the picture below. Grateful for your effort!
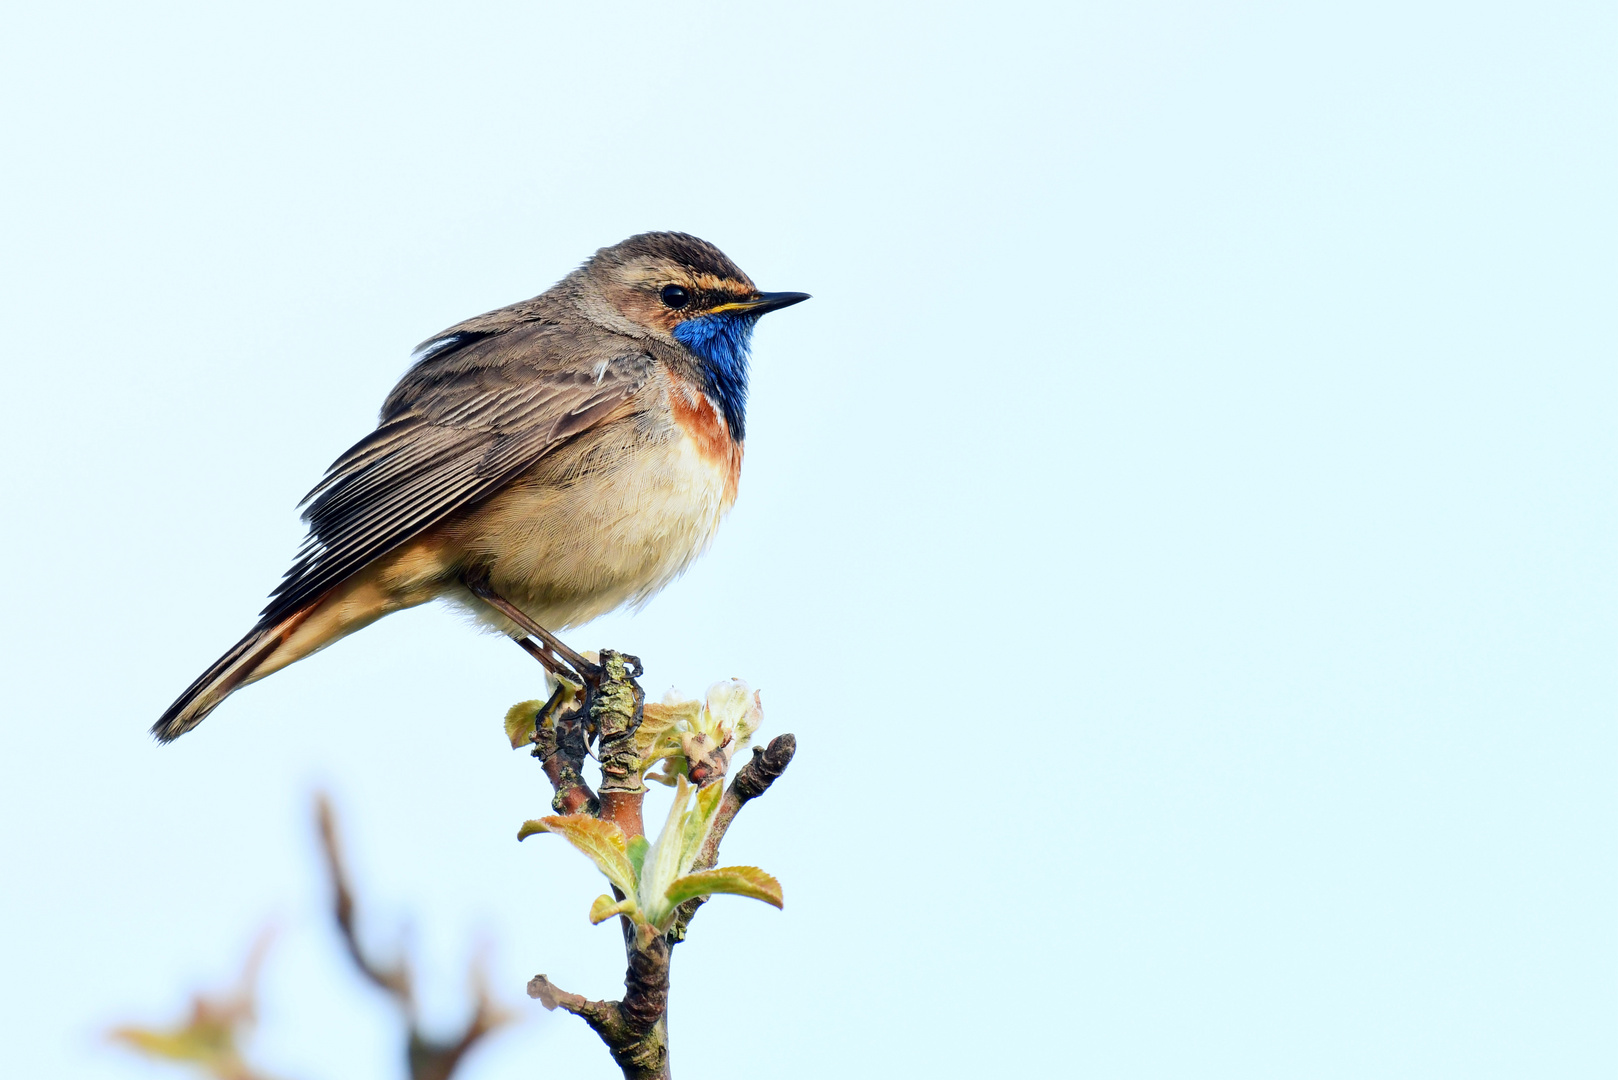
[260,323,654,624]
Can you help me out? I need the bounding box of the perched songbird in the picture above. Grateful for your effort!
[154,232,808,741]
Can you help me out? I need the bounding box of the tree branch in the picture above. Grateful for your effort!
[316,795,413,1004]
[532,682,599,816]
[594,650,648,841]
[668,734,796,944]
[407,965,508,1080]
[316,795,510,1080]
[528,941,671,1080]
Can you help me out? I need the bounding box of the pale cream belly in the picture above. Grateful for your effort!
[440,425,739,634]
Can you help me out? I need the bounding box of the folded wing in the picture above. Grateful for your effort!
[261,325,654,625]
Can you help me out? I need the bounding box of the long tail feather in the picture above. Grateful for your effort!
[151,609,313,742]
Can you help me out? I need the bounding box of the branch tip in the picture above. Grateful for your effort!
[526,974,568,1011]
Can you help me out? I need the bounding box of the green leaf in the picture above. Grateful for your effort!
[635,704,686,756]
[521,815,637,896]
[110,1022,237,1066]
[588,894,639,925]
[664,866,783,910]
[678,779,725,870]
[639,775,695,926]
[627,835,650,884]
[643,699,702,728]
[504,700,544,749]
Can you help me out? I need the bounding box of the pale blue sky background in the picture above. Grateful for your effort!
[0,2,1612,1077]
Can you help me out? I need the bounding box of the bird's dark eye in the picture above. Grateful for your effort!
[660,284,690,309]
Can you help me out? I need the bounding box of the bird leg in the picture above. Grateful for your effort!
[460,573,603,685]
[515,636,570,679]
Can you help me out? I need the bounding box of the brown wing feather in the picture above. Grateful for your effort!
[260,323,654,625]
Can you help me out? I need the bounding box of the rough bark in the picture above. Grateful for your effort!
[531,681,598,816]
[594,650,647,840]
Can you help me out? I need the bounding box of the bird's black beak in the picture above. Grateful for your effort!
[708,291,811,316]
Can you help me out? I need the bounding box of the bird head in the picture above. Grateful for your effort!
[573,231,809,349]
[570,232,809,439]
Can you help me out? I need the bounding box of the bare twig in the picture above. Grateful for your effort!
[527,937,671,1080]
[316,797,412,1004]
[407,962,509,1080]
[668,734,797,944]
[698,733,796,869]
[527,974,624,1031]
[316,795,511,1080]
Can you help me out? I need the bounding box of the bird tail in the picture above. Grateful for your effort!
[153,540,454,741]
[151,606,318,743]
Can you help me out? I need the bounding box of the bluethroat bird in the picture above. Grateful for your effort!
[154,232,808,741]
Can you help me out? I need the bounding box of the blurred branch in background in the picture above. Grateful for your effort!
[111,798,513,1080]
[315,794,512,1080]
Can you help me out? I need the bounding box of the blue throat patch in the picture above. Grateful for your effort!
[672,313,758,440]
